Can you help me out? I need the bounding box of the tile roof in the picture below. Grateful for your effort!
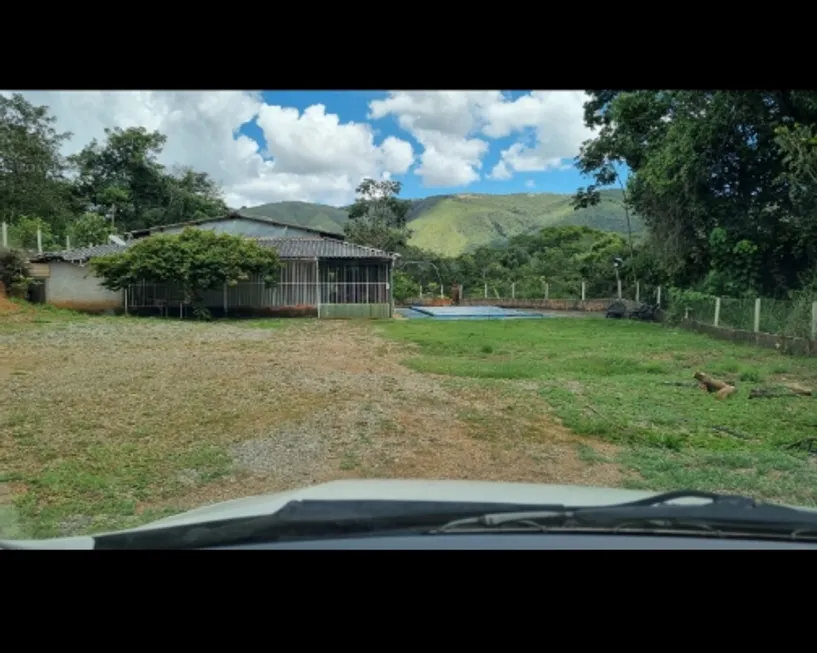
[29,237,395,263]
[253,237,395,260]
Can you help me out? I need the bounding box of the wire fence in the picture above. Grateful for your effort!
[409,280,663,303]
[678,295,817,341]
[403,280,817,341]
[126,281,391,312]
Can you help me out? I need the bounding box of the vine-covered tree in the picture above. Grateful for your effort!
[91,228,283,318]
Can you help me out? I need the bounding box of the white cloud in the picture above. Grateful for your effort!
[5,91,414,208]
[369,91,500,187]
[368,90,591,187]
[3,90,591,207]
[525,179,536,189]
[482,91,593,179]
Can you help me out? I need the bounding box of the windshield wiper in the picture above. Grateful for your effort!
[93,500,567,549]
[433,490,817,539]
[92,490,817,549]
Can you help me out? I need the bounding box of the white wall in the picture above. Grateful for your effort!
[46,261,122,312]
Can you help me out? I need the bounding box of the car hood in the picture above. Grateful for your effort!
[4,479,815,549]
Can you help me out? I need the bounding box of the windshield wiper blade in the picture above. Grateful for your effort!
[93,499,568,549]
[92,491,817,548]
[433,490,817,538]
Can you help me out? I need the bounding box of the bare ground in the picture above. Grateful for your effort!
[0,317,623,536]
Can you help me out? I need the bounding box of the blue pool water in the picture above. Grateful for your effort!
[398,306,548,320]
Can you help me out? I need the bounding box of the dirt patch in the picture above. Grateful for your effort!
[0,317,623,533]
[49,300,121,313]
[158,321,623,512]
[0,294,25,317]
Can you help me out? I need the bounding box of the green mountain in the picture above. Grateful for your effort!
[239,189,642,257]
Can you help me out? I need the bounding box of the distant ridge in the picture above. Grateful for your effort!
[238,189,642,257]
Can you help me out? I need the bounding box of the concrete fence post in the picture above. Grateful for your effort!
[714,297,721,327]
[811,301,817,340]
[754,298,761,333]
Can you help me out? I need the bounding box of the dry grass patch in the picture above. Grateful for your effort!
[0,315,620,538]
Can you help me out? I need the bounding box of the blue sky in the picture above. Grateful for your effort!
[243,91,602,200]
[16,90,624,209]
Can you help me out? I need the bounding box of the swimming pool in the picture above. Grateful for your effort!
[398,306,548,320]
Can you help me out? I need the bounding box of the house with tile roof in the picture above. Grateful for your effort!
[27,212,398,319]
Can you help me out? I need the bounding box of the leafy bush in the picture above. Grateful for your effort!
[68,213,112,248]
[7,216,57,252]
[393,270,420,302]
[663,287,717,324]
[0,247,31,297]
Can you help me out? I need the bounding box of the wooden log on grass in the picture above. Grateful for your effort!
[693,371,736,399]
[748,385,813,399]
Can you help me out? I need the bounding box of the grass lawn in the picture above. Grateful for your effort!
[377,316,817,507]
[2,299,816,541]
[4,303,626,539]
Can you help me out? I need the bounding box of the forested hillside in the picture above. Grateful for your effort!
[240,189,640,254]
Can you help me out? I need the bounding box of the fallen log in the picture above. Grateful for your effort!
[663,381,699,388]
[784,382,813,396]
[693,371,736,400]
[749,386,813,399]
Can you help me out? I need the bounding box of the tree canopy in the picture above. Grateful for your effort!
[0,93,228,251]
[573,90,817,297]
[344,178,412,252]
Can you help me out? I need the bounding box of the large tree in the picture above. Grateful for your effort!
[69,127,227,234]
[573,90,817,295]
[344,178,412,252]
[0,94,74,230]
[0,96,232,252]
